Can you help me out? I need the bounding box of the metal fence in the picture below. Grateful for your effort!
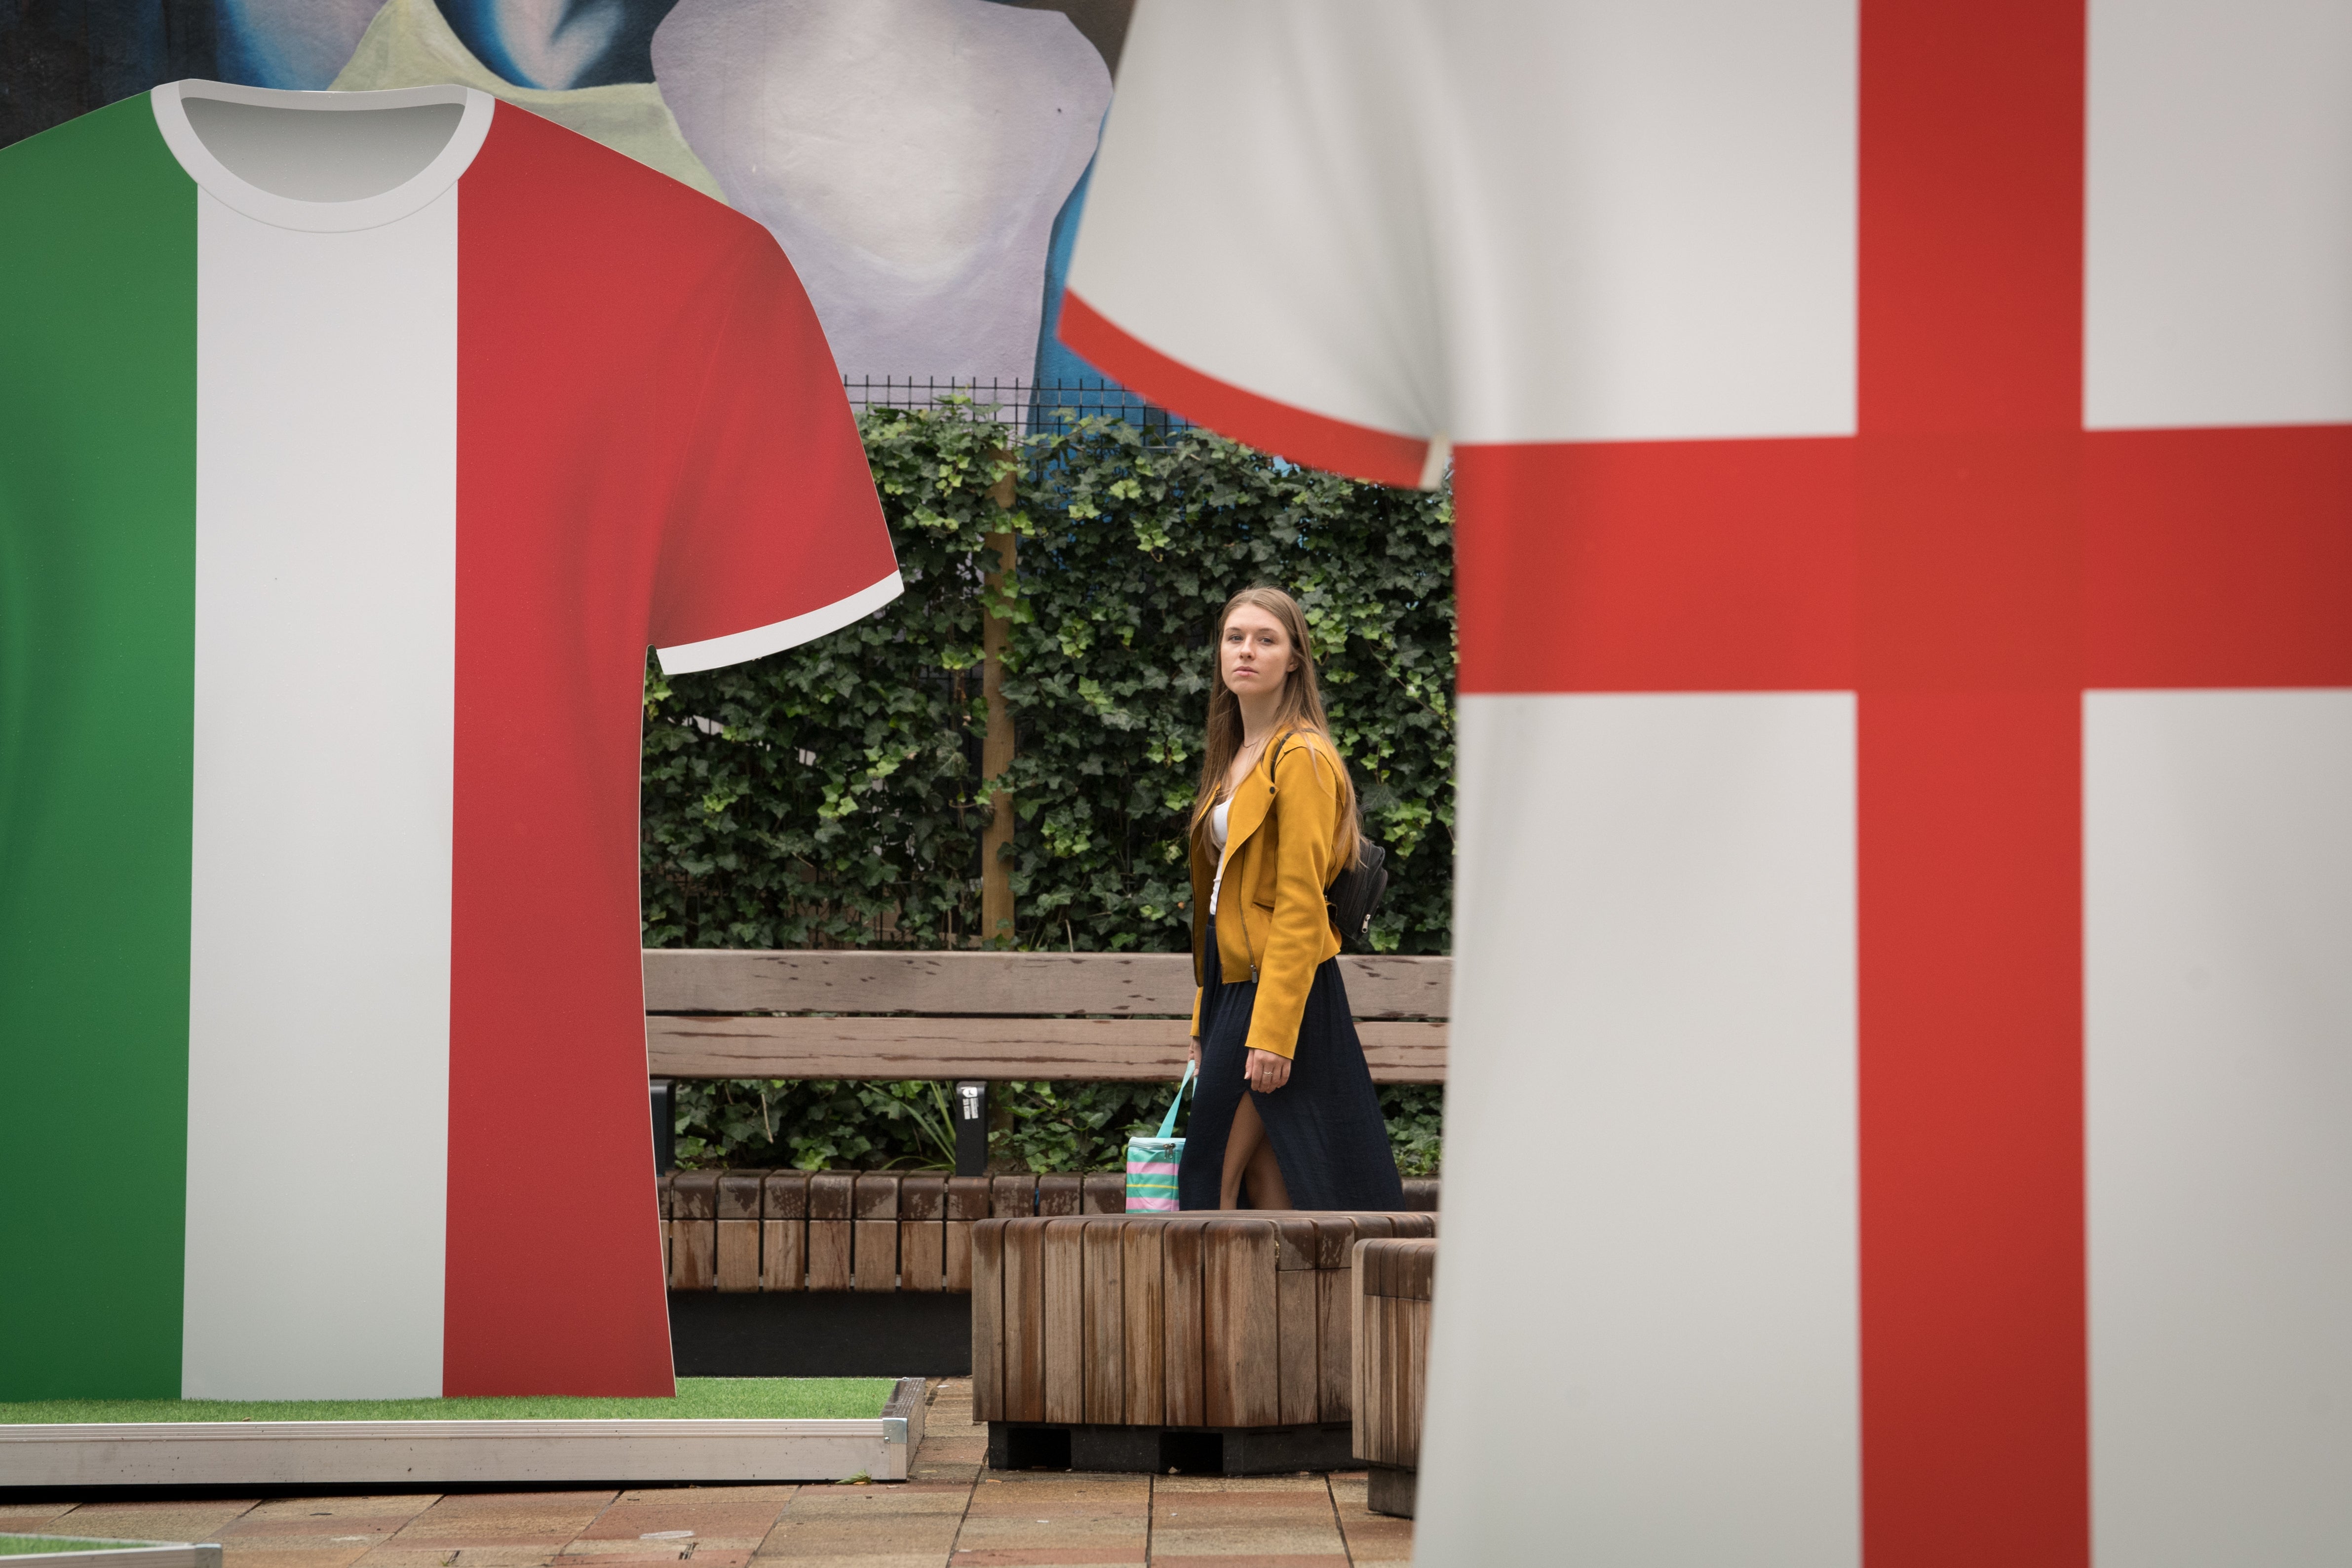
[841,376,1191,438]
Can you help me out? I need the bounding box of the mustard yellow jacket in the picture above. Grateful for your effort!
[1190,729,1351,1060]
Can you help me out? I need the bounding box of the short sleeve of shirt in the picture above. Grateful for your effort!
[1060,2,1447,488]
[649,233,900,674]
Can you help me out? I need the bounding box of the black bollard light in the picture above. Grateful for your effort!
[650,1077,675,1173]
[955,1079,989,1177]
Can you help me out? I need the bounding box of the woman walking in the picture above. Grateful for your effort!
[1180,586,1406,1212]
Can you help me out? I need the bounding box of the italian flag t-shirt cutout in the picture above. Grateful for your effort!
[0,80,901,1400]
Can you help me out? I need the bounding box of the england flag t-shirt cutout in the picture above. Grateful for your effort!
[1064,3,2352,1565]
[0,81,901,1400]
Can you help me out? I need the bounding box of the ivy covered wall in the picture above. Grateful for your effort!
[646,401,1455,1173]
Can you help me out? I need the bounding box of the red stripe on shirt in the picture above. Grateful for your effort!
[1855,2,2090,1561]
[1059,289,1430,489]
[445,106,694,1395]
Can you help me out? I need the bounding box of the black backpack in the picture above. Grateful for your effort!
[1327,840,1389,950]
[1269,734,1390,950]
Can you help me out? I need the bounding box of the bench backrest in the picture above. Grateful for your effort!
[644,950,1451,1084]
[645,949,1449,1016]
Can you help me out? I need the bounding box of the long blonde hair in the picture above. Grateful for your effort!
[1189,586,1360,869]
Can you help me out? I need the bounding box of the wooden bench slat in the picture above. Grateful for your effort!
[946,1176,988,1292]
[972,1221,1005,1419]
[1161,1218,1208,1427]
[1081,1172,1126,1213]
[897,1175,947,1294]
[647,1015,1447,1082]
[715,1171,763,1292]
[1120,1222,1166,1427]
[643,949,1451,1020]
[991,1174,1038,1219]
[1353,1236,1438,1475]
[1202,1220,1280,1429]
[1082,1219,1127,1425]
[807,1172,854,1290]
[1278,1268,1319,1424]
[760,1172,807,1293]
[1318,1265,1352,1421]
[668,1172,717,1292]
[1038,1173,1083,1217]
[853,1173,900,1292]
[1005,1220,1046,1423]
[1041,1219,1087,1425]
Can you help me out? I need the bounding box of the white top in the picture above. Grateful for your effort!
[1064,1,1862,465]
[1207,795,1232,915]
[1066,5,2352,1567]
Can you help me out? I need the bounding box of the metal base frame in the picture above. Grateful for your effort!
[986,1420,1356,1476]
[669,1290,972,1377]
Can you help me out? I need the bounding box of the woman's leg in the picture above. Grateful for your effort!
[1218,1092,1294,1210]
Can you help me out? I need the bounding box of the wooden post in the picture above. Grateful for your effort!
[980,454,1017,944]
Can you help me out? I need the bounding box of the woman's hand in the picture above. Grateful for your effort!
[1243,1047,1291,1093]
[1187,1035,1200,1074]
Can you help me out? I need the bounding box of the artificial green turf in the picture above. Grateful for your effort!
[0,1540,156,1556]
[0,1377,893,1425]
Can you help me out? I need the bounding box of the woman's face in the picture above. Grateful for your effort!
[1220,603,1298,700]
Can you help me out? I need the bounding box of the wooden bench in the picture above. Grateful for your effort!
[1353,1235,1436,1517]
[646,952,1449,1379]
[659,1169,1440,1295]
[645,952,1450,1171]
[969,1211,1437,1474]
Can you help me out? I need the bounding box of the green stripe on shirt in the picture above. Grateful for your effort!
[0,95,200,1397]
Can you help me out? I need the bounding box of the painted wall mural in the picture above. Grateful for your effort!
[3,0,1131,387]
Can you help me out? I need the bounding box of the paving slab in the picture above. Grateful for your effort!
[403,1495,612,1512]
[368,1535,586,1555]
[771,1488,970,1521]
[244,1499,440,1518]
[4,1378,1417,1568]
[1147,1495,1332,1514]
[945,1551,1146,1566]
[219,1551,384,1568]
[948,1526,1144,1554]
[753,1524,962,1562]
[755,1481,967,1566]
[1143,1530,1348,1558]
[576,1489,796,1550]
[216,1494,435,1560]
[1147,1478,1325,1496]
[38,1500,265,1544]
[357,1548,580,1568]
[908,1386,986,1490]
[1332,1516,1414,1563]
[961,1482,1147,1519]
[378,1490,614,1558]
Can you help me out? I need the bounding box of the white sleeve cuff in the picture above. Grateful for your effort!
[654,570,903,675]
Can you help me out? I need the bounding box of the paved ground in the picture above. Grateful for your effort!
[1,1380,1412,1568]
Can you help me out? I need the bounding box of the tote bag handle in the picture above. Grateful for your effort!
[1156,1060,1196,1140]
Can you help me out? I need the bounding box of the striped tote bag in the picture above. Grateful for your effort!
[1124,1062,1195,1212]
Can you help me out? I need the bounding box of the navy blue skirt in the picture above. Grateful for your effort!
[1177,939,1406,1211]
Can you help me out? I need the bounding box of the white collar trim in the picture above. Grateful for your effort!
[150,78,495,234]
